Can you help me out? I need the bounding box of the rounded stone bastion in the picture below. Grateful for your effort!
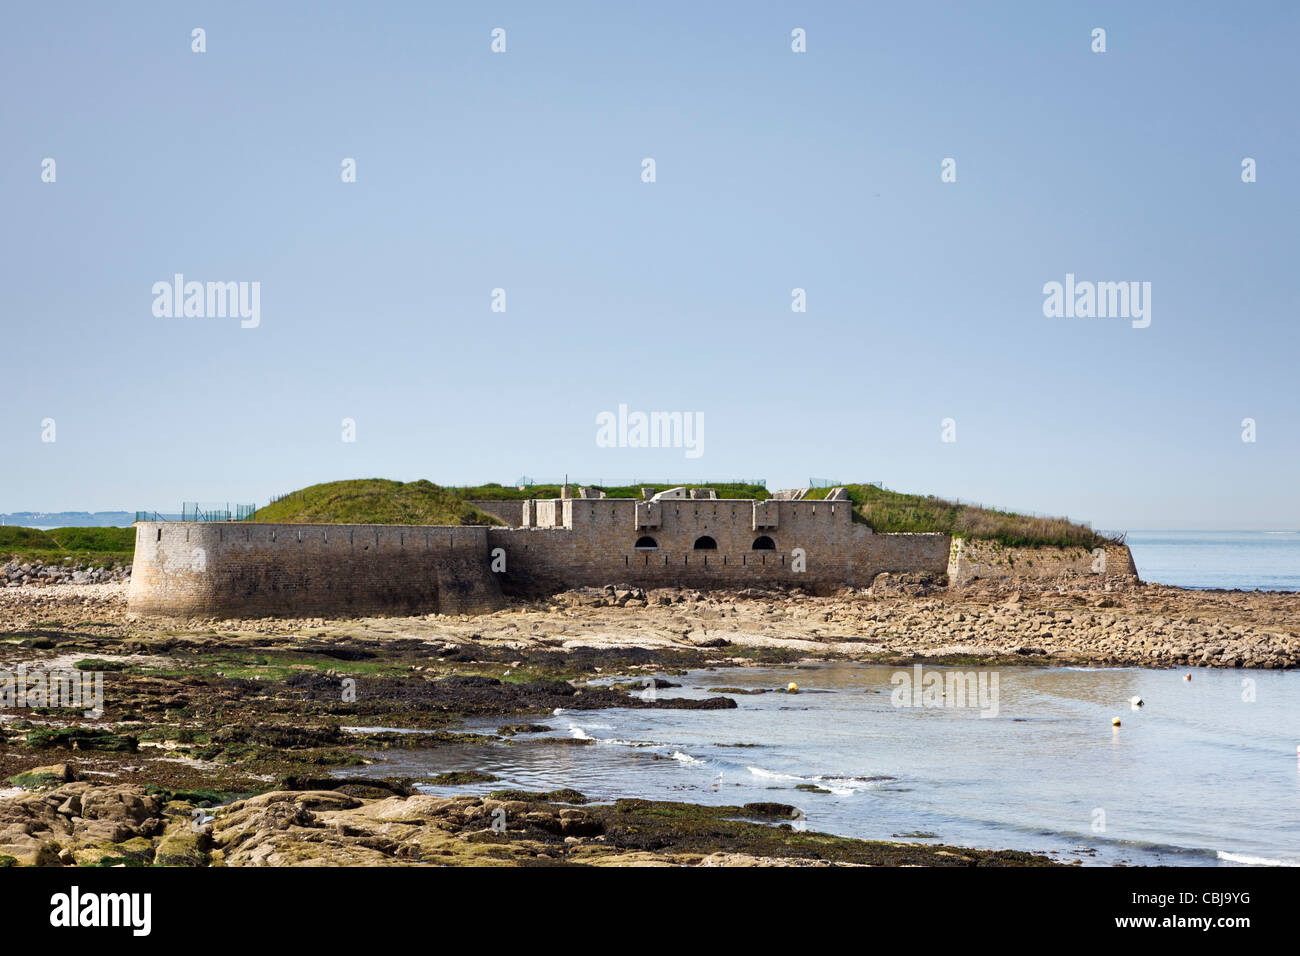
[127,522,503,618]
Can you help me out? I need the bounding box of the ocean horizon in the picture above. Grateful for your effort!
[1123,530,1300,592]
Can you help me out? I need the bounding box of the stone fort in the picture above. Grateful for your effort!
[127,485,1138,618]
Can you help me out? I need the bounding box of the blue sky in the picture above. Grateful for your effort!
[2,1,1297,531]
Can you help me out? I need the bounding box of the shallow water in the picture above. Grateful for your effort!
[347,663,1300,866]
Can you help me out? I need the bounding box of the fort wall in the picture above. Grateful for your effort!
[506,497,853,591]
[946,538,1139,587]
[854,533,952,581]
[127,504,1141,618]
[128,522,503,618]
[493,498,952,593]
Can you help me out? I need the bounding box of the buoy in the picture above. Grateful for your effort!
[1112,717,1122,727]
[1184,673,1192,681]
[787,682,799,693]
[1130,696,1143,707]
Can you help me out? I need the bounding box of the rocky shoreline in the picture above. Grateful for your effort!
[2,576,1297,866]
[8,574,1293,670]
[1,770,1050,867]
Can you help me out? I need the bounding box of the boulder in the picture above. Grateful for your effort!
[7,762,76,789]
[154,827,211,867]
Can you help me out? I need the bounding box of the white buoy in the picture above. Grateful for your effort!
[1130,696,1143,708]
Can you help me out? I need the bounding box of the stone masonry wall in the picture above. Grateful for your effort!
[468,500,525,527]
[946,538,1139,587]
[854,533,952,581]
[128,509,1135,618]
[128,522,503,618]
[510,497,848,591]
[493,498,951,594]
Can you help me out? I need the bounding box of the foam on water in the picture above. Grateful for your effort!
[1216,851,1295,867]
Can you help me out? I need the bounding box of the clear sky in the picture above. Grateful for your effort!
[3,1,1297,531]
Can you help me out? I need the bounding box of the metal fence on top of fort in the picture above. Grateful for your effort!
[133,503,256,523]
[184,502,256,522]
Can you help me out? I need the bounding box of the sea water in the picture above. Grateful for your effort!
[349,663,1300,866]
[1125,531,1300,591]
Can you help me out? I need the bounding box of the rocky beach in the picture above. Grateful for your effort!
[2,574,1297,867]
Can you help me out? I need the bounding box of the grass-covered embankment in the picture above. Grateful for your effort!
[0,526,135,568]
[254,479,500,526]
[833,484,1119,549]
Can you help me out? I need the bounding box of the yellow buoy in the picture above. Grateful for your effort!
[1112,717,1122,727]
[787,682,799,693]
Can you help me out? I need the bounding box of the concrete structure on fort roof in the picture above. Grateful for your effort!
[128,485,1138,619]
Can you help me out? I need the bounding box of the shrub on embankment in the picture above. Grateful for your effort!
[835,484,1121,550]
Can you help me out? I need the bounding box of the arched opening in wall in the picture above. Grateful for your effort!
[752,535,776,550]
[634,536,659,550]
[693,535,717,550]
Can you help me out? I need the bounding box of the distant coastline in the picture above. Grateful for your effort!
[0,511,138,529]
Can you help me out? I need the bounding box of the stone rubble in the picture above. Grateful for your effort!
[2,559,130,588]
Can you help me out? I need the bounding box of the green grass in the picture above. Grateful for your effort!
[839,484,1119,549]
[800,486,841,500]
[254,479,501,525]
[0,526,135,567]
